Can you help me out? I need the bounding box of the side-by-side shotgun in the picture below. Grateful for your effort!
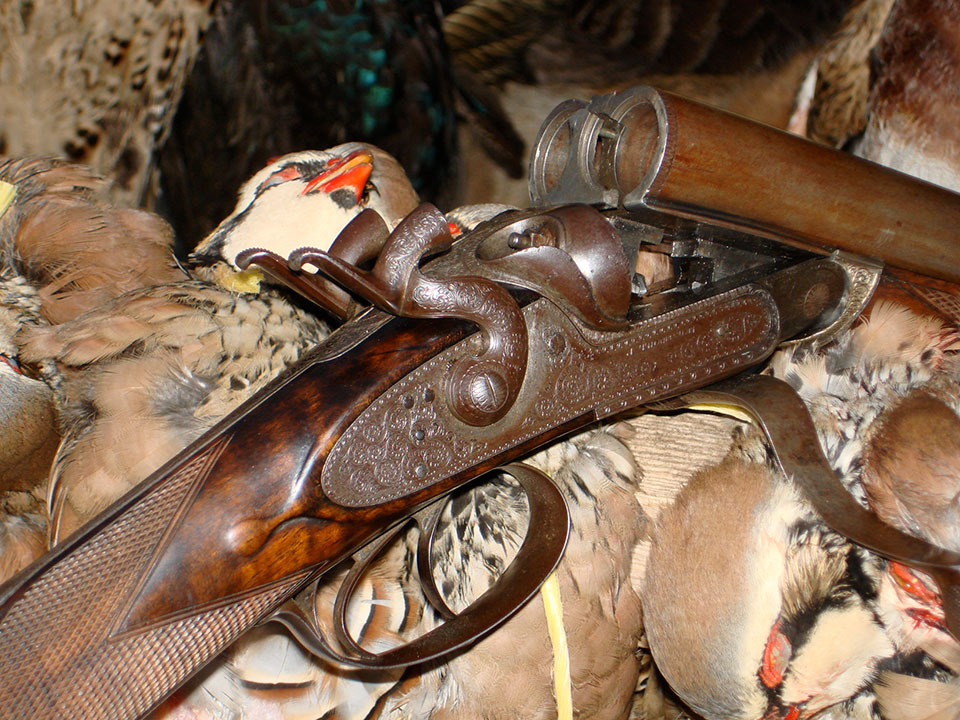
[3,86,960,719]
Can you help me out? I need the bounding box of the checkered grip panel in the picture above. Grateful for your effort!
[0,437,304,718]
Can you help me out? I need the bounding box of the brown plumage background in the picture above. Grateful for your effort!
[1,0,859,247]
[4,1,960,719]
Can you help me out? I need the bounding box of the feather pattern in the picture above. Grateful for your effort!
[0,157,183,324]
[379,428,644,720]
[21,279,328,544]
[0,0,216,208]
[0,273,57,583]
[11,142,418,543]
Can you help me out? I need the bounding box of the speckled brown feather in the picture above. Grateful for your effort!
[380,429,645,720]
[0,1,216,208]
[0,275,57,583]
[20,280,327,542]
[0,157,184,324]
[444,0,855,88]
[802,0,895,147]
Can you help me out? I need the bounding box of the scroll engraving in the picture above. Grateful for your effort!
[322,285,778,507]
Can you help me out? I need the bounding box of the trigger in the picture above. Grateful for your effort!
[270,464,570,669]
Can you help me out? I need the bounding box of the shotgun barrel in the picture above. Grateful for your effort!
[531,85,960,284]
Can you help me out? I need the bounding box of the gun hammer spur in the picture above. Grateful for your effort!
[662,374,960,641]
[269,463,570,670]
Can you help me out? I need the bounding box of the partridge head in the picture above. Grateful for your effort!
[642,443,895,720]
[191,142,418,284]
[769,302,960,656]
[18,143,418,542]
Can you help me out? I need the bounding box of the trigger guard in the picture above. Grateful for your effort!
[276,463,570,669]
[416,500,458,621]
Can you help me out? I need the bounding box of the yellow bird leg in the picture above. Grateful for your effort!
[213,265,264,294]
[0,181,17,219]
[541,571,572,720]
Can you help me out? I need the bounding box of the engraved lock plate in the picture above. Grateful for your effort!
[321,283,780,507]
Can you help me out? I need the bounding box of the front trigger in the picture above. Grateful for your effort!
[267,463,570,669]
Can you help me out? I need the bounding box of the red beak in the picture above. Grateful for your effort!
[301,150,374,203]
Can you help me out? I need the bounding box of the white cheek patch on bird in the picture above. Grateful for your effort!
[193,149,384,278]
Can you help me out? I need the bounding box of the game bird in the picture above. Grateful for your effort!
[0,142,454,719]
[794,0,960,196]
[0,154,644,720]
[0,155,187,578]
[769,303,960,657]
[15,142,418,544]
[375,429,645,720]
[0,156,184,324]
[152,0,859,239]
[641,302,960,720]
[642,447,899,720]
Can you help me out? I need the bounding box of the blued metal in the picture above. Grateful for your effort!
[531,85,960,284]
[668,375,960,640]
